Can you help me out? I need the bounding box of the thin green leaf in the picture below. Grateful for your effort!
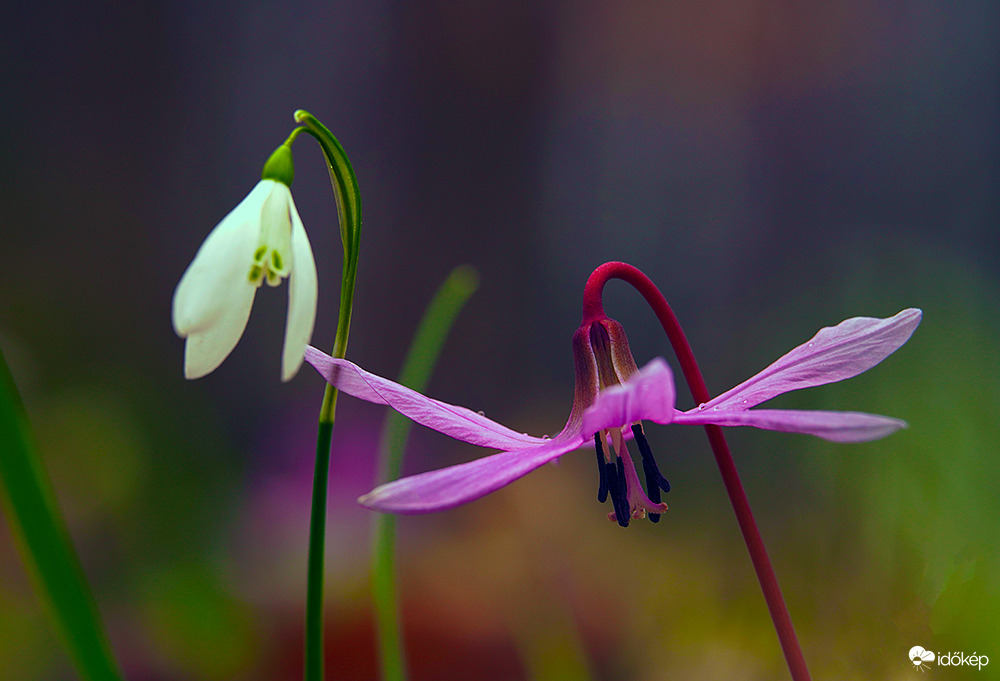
[0,349,123,681]
[372,265,480,681]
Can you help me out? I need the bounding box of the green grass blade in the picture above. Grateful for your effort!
[0,349,123,681]
[372,265,480,681]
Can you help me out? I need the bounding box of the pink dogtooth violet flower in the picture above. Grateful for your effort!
[172,143,317,382]
[303,306,921,526]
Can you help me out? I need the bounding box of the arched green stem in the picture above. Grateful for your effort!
[292,110,363,681]
[583,262,812,681]
[294,109,362,424]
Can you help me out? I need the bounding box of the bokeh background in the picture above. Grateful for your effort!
[2,1,998,679]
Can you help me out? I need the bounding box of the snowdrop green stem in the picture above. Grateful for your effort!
[373,266,479,681]
[0,350,124,681]
[295,109,361,425]
[292,110,363,681]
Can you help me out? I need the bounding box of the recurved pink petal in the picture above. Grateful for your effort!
[580,358,677,435]
[704,309,921,410]
[673,408,907,443]
[303,348,544,450]
[358,435,586,513]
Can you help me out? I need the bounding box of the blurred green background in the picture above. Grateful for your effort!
[2,1,998,679]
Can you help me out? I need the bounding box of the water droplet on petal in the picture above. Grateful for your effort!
[742,398,748,404]
[713,406,720,411]
[697,403,707,410]
[542,434,551,440]
[477,410,485,416]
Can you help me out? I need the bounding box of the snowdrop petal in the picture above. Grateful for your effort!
[179,288,256,379]
[281,194,317,381]
[581,358,677,435]
[704,309,922,411]
[359,436,586,513]
[673,408,907,443]
[172,181,271,378]
[304,348,545,450]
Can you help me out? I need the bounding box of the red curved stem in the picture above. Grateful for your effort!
[583,261,812,681]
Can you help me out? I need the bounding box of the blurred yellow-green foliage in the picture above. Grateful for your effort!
[2,1,998,679]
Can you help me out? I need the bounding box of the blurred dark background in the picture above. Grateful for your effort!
[2,1,998,679]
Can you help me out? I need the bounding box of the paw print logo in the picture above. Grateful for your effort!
[909,646,935,672]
